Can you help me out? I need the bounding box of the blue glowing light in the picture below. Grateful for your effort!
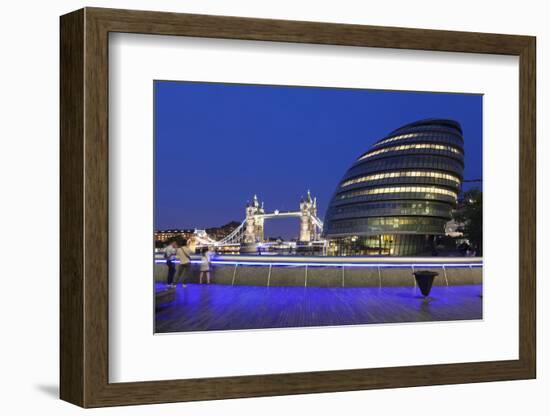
[154,259,482,268]
[155,283,483,332]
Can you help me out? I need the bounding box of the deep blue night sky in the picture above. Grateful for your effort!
[155,81,482,239]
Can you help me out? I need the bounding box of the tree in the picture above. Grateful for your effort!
[453,188,482,255]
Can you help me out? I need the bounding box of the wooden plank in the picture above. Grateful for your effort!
[59,8,85,408]
[518,37,536,376]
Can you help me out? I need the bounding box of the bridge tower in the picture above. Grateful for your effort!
[244,194,265,243]
[300,190,319,242]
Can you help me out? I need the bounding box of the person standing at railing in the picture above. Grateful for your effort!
[175,239,194,288]
[199,247,213,284]
[163,240,177,288]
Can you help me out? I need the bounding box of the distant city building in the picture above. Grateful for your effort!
[155,222,241,245]
[206,221,242,241]
[323,119,464,255]
[154,229,195,243]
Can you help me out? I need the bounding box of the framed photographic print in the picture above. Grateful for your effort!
[60,7,536,407]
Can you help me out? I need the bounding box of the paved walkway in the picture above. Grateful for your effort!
[155,283,482,333]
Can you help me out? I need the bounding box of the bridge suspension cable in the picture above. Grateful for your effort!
[193,197,324,246]
[214,219,247,245]
[308,212,324,230]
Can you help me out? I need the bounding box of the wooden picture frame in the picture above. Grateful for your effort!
[60,7,536,408]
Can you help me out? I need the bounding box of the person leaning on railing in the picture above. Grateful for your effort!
[163,241,177,287]
[175,239,194,288]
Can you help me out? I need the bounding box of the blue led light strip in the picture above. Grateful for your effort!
[155,259,482,268]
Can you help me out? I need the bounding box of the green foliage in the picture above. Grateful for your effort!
[453,188,483,255]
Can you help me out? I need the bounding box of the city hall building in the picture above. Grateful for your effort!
[323,119,464,256]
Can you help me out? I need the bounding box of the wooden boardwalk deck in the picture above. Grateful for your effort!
[155,283,482,333]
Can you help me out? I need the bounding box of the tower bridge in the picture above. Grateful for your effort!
[193,191,324,247]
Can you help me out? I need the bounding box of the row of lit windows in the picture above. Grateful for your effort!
[155,230,195,241]
[328,234,433,256]
[331,200,451,213]
[339,186,458,200]
[330,205,451,219]
[391,125,463,138]
[327,218,445,236]
[331,217,445,227]
[369,217,442,226]
[373,132,458,147]
[340,170,461,188]
[374,133,425,146]
[350,157,463,178]
[358,143,462,161]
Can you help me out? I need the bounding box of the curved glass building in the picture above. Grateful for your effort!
[323,119,464,256]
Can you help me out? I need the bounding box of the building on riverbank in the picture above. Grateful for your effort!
[323,119,464,256]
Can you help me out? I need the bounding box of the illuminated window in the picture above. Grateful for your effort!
[373,131,462,147]
[373,132,425,146]
[339,186,458,200]
[340,171,460,187]
[358,143,462,161]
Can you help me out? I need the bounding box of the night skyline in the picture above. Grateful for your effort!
[155,81,482,239]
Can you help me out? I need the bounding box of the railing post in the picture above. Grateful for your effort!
[231,263,238,285]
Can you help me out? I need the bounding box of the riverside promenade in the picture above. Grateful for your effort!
[154,255,483,332]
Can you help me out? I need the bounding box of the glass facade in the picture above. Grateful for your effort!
[323,119,464,256]
[340,170,461,188]
[358,143,462,160]
[328,234,434,256]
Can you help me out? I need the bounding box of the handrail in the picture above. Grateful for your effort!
[155,255,482,267]
[210,254,482,264]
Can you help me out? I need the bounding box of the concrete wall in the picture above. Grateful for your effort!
[154,263,482,287]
